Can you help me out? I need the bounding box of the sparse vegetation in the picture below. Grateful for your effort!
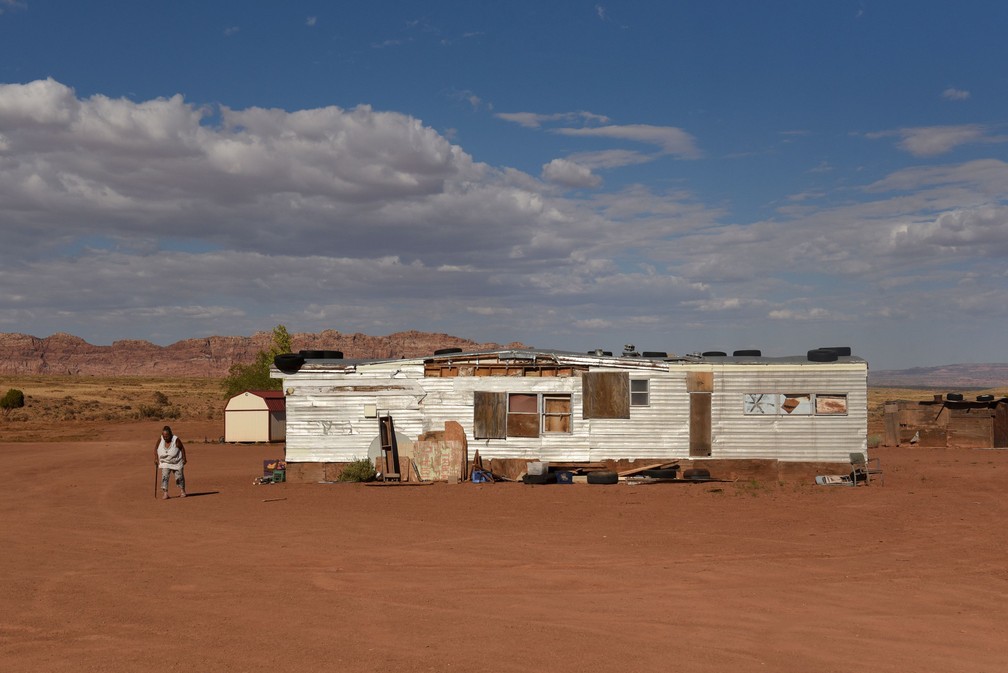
[338,458,377,482]
[1,388,25,417]
[222,324,292,398]
[0,375,224,441]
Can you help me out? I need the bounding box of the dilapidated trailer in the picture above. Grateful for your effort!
[272,348,867,476]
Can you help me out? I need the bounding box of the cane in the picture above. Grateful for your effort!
[154,463,159,499]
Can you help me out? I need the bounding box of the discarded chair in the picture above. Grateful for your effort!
[849,452,883,486]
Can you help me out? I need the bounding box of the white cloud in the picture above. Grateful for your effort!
[306,16,317,27]
[495,110,609,129]
[942,87,970,101]
[865,124,1002,157]
[555,124,702,158]
[541,158,601,189]
[2,79,1007,366]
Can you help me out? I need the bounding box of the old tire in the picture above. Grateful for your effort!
[641,468,678,479]
[702,351,727,357]
[274,353,305,373]
[819,346,852,356]
[522,472,555,485]
[299,349,323,359]
[807,349,838,362]
[946,392,963,401]
[321,350,344,359]
[733,349,761,356]
[683,468,711,481]
[433,347,463,355]
[642,351,668,358]
[587,470,618,485]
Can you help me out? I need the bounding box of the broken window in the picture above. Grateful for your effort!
[507,393,540,438]
[780,394,811,415]
[476,391,574,438]
[815,394,848,415]
[744,393,777,415]
[543,395,572,433]
[630,379,650,407]
[745,393,849,416]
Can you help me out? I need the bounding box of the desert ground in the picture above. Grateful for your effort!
[1,377,1007,672]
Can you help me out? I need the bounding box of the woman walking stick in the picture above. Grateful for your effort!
[154,463,159,499]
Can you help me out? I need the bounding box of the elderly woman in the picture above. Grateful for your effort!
[154,425,187,499]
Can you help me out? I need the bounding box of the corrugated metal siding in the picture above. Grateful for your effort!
[587,371,690,460]
[706,363,867,462]
[279,360,867,464]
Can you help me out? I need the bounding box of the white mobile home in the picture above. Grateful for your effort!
[272,348,867,469]
[224,390,286,443]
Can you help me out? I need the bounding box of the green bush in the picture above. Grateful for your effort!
[1,389,25,417]
[338,457,377,482]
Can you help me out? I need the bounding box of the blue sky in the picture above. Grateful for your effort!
[1,1,1006,369]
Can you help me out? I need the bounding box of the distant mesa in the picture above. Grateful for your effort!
[0,330,529,377]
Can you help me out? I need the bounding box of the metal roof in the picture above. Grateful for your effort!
[280,347,867,370]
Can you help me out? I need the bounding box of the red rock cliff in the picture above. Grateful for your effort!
[0,331,528,377]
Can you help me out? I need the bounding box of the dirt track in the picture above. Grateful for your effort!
[2,422,1007,673]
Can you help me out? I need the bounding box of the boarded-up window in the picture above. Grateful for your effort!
[507,393,540,437]
[816,394,848,415]
[543,395,572,433]
[582,372,630,419]
[473,391,506,439]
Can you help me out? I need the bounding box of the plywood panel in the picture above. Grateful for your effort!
[582,372,630,419]
[687,371,713,393]
[690,392,711,457]
[473,391,506,439]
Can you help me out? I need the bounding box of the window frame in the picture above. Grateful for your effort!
[630,378,650,407]
[744,392,849,417]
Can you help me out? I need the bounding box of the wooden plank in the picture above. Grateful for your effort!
[690,392,712,456]
[617,461,680,477]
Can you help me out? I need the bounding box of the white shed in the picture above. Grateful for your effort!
[224,390,286,443]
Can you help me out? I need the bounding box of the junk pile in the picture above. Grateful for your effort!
[254,458,286,485]
[520,461,716,485]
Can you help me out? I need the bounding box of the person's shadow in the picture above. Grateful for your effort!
[182,491,220,498]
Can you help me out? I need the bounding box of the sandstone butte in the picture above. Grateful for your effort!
[0,331,529,378]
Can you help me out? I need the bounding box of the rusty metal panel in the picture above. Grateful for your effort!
[582,371,630,419]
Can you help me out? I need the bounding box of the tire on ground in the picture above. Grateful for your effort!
[587,470,619,485]
[641,468,678,479]
[683,467,711,481]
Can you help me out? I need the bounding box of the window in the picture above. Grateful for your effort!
[815,394,848,415]
[507,393,540,437]
[744,393,848,416]
[630,379,650,406]
[780,394,811,415]
[542,395,572,433]
[744,393,777,415]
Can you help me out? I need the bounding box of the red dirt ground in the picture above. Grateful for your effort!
[2,422,1007,673]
